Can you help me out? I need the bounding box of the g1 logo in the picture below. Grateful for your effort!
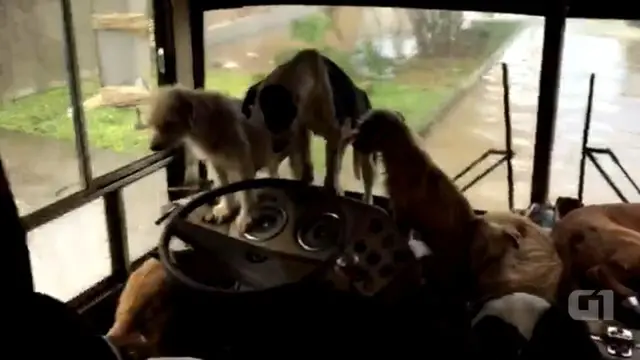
[568,290,614,321]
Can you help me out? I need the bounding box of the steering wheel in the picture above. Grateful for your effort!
[158,178,418,297]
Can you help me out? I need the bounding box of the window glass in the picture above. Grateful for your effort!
[203,6,542,211]
[0,1,82,214]
[73,0,158,177]
[28,199,111,302]
[552,19,640,204]
[124,169,168,261]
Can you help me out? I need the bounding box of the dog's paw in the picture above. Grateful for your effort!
[323,182,343,196]
[233,211,252,234]
[204,203,234,223]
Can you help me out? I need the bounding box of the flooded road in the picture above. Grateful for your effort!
[425,19,640,210]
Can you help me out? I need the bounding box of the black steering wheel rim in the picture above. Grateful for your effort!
[158,178,340,294]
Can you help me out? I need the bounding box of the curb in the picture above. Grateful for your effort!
[417,21,532,138]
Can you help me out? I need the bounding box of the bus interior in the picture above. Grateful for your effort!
[4,0,640,358]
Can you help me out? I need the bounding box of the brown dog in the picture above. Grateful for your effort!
[243,49,375,201]
[350,109,521,301]
[147,86,288,232]
[552,203,640,306]
[106,258,169,359]
[106,252,236,359]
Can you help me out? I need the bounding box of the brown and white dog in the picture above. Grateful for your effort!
[552,202,640,314]
[147,86,289,232]
[349,109,524,303]
[241,49,376,203]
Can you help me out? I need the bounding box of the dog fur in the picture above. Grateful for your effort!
[471,292,601,360]
[106,252,236,359]
[477,211,563,303]
[147,85,288,232]
[552,203,640,304]
[106,258,168,359]
[350,109,521,301]
[241,49,376,203]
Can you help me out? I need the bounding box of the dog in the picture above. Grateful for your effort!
[241,49,377,203]
[106,257,168,359]
[471,292,601,360]
[551,202,640,316]
[477,211,563,303]
[106,252,236,359]
[349,109,521,302]
[554,196,584,220]
[147,85,289,232]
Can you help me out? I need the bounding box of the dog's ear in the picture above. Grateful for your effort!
[472,218,521,270]
[242,81,261,118]
[259,84,297,133]
[554,197,584,218]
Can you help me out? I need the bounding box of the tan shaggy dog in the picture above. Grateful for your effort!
[349,109,529,302]
[147,85,288,232]
[552,203,640,305]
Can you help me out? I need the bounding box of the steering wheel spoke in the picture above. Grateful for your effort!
[170,216,242,255]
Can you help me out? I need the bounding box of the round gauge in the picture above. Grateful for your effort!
[297,212,343,252]
[242,205,287,242]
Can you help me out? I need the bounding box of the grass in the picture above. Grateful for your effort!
[0,20,523,170]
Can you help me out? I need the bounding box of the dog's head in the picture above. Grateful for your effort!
[554,196,584,219]
[253,84,297,153]
[351,109,407,154]
[147,86,194,152]
[105,332,152,360]
[470,216,522,272]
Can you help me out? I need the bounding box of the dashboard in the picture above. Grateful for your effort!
[183,185,417,297]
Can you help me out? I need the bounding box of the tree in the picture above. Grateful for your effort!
[405,9,464,57]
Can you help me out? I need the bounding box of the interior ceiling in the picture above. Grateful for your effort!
[195,0,639,21]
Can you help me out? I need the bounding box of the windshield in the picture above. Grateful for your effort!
[203,7,539,210]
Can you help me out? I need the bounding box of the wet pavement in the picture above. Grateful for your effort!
[425,19,640,211]
[6,14,640,300]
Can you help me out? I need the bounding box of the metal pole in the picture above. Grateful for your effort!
[501,63,515,210]
[529,6,568,205]
[104,190,131,280]
[577,74,595,201]
[60,0,93,187]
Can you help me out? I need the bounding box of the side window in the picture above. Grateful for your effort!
[1,0,166,300]
[28,200,111,301]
